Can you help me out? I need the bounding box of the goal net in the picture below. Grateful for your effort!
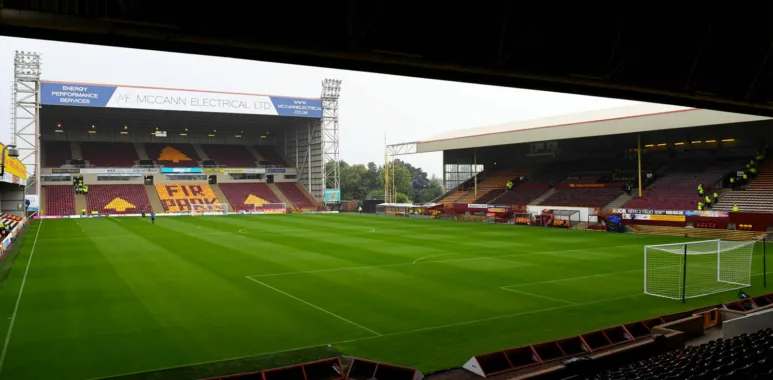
[644,239,755,300]
[252,203,287,214]
[191,203,229,216]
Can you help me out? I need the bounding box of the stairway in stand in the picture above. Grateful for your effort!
[144,185,165,214]
[604,193,633,212]
[40,187,47,216]
[209,184,234,212]
[75,193,88,214]
[747,160,773,190]
[268,183,295,211]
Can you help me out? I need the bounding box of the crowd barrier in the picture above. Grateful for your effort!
[204,357,422,380]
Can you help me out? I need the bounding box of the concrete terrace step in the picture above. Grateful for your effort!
[144,185,165,214]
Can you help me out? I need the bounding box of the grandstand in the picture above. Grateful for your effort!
[36,80,340,217]
[391,104,773,232]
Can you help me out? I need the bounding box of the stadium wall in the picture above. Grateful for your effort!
[0,183,25,218]
[283,122,324,199]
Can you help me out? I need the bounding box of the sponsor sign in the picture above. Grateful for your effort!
[266,168,286,173]
[25,195,39,211]
[684,210,729,218]
[52,168,81,174]
[202,168,263,174]
[468,204,488,209]
[622,214,686,222]
[41,81,323,118]
[613,208,684,215]
[487,205,512,213]
[160,167,203,173]
[568,183,607,188]
[80,168,158,174]
[650,214,686,222]
[323,189,341,203]
[0,143,26,181]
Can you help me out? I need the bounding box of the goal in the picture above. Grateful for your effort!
[644,239,755,301]
[191,203,229,216]
[251,203,287,214]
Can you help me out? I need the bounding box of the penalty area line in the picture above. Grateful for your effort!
[500,288,578,305]
[245,276,381,336]
[254,243,645,277]
[0,220,44,375]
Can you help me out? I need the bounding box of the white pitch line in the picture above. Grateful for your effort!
[86,291,645,380]
[245,276,381,336]
[37,227,376,242]
[502,268,644,288]
[332,293,646,345]
[500,288,578,305]
[252,243,644,278]
[0,220,43,375]
[413,253,456,264]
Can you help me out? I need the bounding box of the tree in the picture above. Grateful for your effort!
[325,159,438,204]
[420,175,444,202]
[339,163,369,200]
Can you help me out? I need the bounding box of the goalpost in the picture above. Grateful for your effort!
[644,239,756,302]
[252,203,287,214]
[190,203,229,216]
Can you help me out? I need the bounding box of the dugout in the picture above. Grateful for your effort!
[376,203,424,217]
[0,182,26,218]
[537,209,580,228]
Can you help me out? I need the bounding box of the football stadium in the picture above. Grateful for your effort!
[3,50,773,380]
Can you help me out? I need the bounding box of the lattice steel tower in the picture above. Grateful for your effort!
[12,51,42,195]
[321,79,341,196]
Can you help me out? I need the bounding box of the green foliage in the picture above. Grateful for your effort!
[335,159,442,203]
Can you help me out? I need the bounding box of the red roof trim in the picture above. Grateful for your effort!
[419,108,699,145]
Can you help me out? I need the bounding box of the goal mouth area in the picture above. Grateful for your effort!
[643,239,756,301]
[190,203,229,215]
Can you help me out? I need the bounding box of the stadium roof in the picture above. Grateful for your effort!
[414,103,771,153]
[4,5,772,116]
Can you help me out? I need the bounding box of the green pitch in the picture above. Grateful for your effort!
[0,214,769,380]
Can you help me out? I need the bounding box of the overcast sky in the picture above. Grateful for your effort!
[0,36,641,178]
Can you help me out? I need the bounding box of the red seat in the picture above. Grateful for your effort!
[202,145,256,167]
[85,185,152,215]
[81,142,138,167]
[219,183,282,211]
[43,185,75,216]
[146,143,200,168]
[275,183,316,208]
[254,146,291,166]
[42,141,72,167]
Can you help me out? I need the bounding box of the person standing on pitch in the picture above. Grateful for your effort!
[151,210,155,224]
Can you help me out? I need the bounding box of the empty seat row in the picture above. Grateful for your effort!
[588,328,773,380]
[42,141,292,168]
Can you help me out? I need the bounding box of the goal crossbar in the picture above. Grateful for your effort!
[190,203,229,215]
[644,239,755,301]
